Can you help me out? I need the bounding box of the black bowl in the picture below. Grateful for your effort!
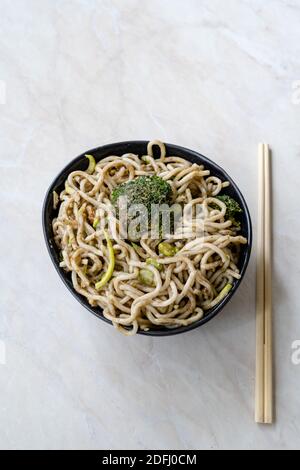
[43,141,252,336]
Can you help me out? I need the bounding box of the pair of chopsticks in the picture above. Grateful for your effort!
[255,143,273,424]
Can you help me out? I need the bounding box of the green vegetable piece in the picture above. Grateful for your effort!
[65,183,75,195]
[139,269,155,287]
[216,195,242,227]
[53,191,59,209]
[95,230,115,290]
[131,242,141,251]
[146,258,163,271]
[82,266,88,275]
[93,218,100,229]
[85,154,96,174]
[111,176,172,240]
[158,242,178,257]
[112,175,172,209]
[215,283,232,303]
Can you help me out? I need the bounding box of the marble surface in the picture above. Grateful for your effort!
[1,0,300,450]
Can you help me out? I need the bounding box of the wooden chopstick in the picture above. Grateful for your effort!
[263,145,273,424]
[255,143,266,423]
[255,143,273,424]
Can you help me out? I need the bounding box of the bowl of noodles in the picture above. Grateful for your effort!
[43,140,252,336]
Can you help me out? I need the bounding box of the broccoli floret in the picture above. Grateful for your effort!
[111,176,172,239]
[112,176,172,209]
[216,195,243,228]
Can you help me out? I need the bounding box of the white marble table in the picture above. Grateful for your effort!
[1,0,300,450]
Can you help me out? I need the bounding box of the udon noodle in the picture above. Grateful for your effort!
[53,140,247,335]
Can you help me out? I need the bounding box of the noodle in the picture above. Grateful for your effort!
[53,141,247,335]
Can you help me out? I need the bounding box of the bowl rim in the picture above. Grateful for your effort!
[42,140,252,336]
